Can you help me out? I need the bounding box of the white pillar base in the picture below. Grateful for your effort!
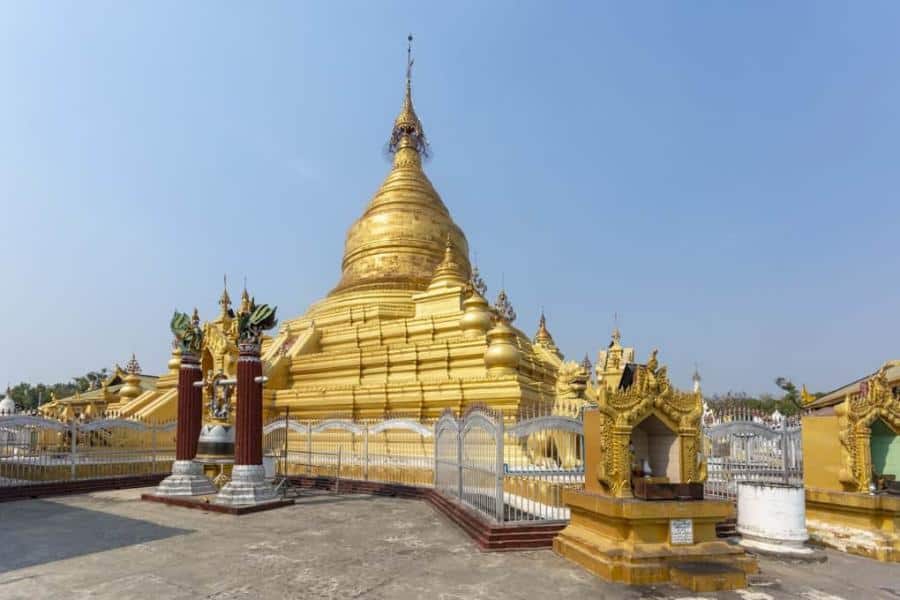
[738,534,816,556]
[213,464,279,507]
[737,482,820,559]
[155,460,217,497]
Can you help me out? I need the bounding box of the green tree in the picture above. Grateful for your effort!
[774,377,802,415]
[6,369,110,412]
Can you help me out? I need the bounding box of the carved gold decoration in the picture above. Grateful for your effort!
[835,361,900,492]
[592,350,705,497]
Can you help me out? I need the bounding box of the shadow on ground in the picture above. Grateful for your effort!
[0,499,191,573]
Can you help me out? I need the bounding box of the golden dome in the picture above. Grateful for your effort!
[484,320,522,374]
[330,43,470,297]
[460,291,492,338]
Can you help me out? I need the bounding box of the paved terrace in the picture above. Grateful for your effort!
[0,488,897,600]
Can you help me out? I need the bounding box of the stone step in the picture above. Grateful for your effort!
[670,561,747,593]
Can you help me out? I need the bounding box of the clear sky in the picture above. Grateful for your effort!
[1,2,898,396]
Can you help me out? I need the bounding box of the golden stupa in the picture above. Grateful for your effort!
[46,42,589,425]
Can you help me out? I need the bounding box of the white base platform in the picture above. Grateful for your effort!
[213,464,279,507]
[155,460,217,497]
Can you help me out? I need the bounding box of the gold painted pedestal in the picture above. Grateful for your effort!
[553,489,757,592]
[806,488,899,562]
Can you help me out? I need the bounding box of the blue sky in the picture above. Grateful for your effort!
[1,2,898,396]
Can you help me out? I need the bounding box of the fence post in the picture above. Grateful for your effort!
[335,446,341,494]
[495,415,505,522]
[282,409,289,479]
[306,421,312,476]
[364,427,369,481]
[457,417,463,500]
[151,421,157,474]
[69,418,78,481]
[781,420,790,484]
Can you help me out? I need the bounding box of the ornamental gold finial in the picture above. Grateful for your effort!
[240,277,252,314]
[125,353,142,375]
[534,310,556,348]
[219,274,232,315]
[493,288,517,324]
[389,34,428,157]
[430,234,466,287]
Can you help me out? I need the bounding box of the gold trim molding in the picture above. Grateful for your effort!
[836,361,900,492]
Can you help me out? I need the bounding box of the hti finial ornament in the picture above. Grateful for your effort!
[389,33,429,156]
[407,34,413,79]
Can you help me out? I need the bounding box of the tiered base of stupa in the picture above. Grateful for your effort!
[553,489,757,592]
[154,460,217,497]
[213,464,280,507]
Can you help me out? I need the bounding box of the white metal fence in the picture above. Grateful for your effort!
[703,419,803,500]
[435,408,585,523]
[262,414,434,488]
[4,409,806,517]
[0,415,176,488]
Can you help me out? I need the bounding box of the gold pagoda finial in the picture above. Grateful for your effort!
[389,34,428,157]
[125,353,141,375]
[430,234,465,287]
[534,310,555,347]
[493,288,517,324]
[240,277,252,314]
[219,274,232,315]
[611,312,621,345]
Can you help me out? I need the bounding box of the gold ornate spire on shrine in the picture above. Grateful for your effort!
[331,35,471,297]
[533,311,562,358]
[239,279,252,314]
[493,288,516,323]
[534,311,554,346]
[124,353,142,375]
[218,275,232,316]
[428,235,466,289]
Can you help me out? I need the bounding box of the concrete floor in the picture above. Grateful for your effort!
[0,488,897,599]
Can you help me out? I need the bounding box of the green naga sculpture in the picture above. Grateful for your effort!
[237,299,278,344]
[170,309,204,354]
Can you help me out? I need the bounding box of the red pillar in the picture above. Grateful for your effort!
[176,352,203,461]
[234,342,263,466]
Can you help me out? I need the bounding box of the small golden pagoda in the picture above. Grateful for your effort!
[554,341,756,591]
[38,357,158,419]
[802,360,900,562]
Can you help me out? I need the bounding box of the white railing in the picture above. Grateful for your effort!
[0,415,176,488]
[703,419,803,500]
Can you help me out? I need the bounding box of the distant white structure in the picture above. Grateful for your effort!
[0,388,15,416]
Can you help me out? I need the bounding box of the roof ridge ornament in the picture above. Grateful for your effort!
[469,263,487,297]
[493,288,517,324]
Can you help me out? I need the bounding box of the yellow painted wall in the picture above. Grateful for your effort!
[802,415,843,491]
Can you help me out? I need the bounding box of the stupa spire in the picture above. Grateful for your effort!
[219,274,232,316]
[240,277,252,314]
[389,34,428,157]
[431,234,464,283]
[534,311,554,346]
[329,35,470,298]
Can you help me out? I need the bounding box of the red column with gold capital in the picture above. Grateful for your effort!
[176,351,203,461]
[213,302,278,507]
[155,346,216,497]
[234,342,263,466]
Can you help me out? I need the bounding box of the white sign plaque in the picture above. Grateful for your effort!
[670,518,694,545]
